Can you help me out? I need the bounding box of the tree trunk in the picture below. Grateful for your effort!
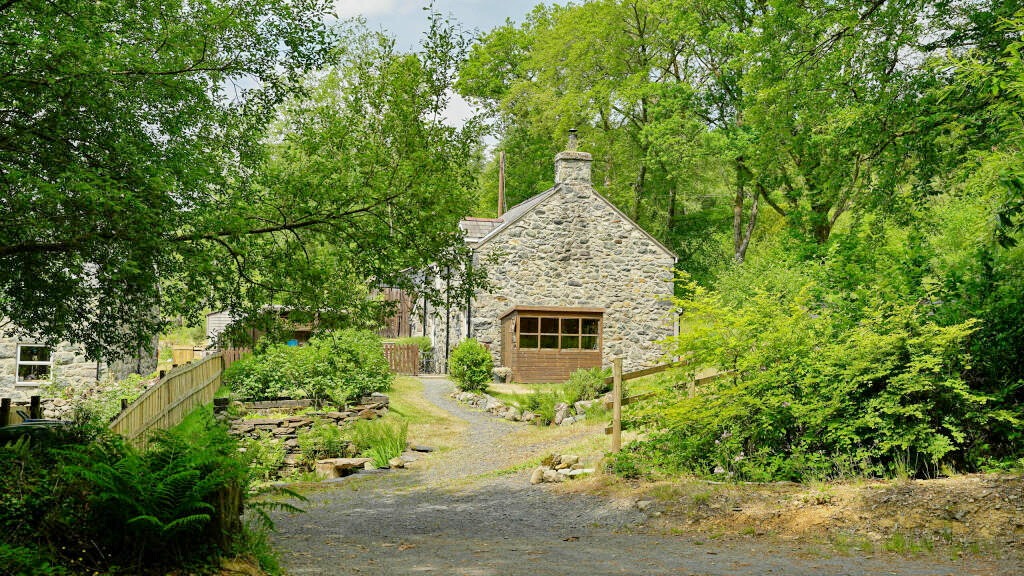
[632,163,647,223]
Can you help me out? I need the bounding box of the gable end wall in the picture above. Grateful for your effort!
[471,183,675,373]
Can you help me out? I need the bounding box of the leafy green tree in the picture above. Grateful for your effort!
[0,6,484,360]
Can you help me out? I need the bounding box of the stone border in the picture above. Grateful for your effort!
[450,391,601,426]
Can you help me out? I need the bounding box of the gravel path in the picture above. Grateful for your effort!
[269,378,1008,575]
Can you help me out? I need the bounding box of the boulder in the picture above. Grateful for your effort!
[388,457,406,469]
[560,416,577,426]
[357,408,377,419]
[574,400,596,415]
[530,467,546,485]
[504,407,522,421]
[314,457,373,479]
[553,403,570,425]
[542,469,563,483]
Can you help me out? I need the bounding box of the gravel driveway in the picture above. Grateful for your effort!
[269,377,1008,575]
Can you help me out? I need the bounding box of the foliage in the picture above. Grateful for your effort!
[0,543,67,576]
[0,7,486,361]
[0,0,335,358]
[39,372,153,425]
[223,329,393,406]
[349,419,409,468]
[241,431,287,482]
[448,338,494,392]
[0,414,254,574]
[563,367,612,405]
[395,336,434,354]
[296,419,350,466]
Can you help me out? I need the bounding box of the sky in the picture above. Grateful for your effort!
[334,0,547,125]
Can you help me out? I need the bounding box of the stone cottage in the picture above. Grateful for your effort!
[0,324,158,403]
[412,135,677,383]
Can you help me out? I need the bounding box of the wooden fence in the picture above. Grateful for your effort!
[604,359,730,452]
[109,352,225,448]
[383,342,419,375]
[222,347,251,370]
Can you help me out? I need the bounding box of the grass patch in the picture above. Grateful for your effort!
[386,376,465,452]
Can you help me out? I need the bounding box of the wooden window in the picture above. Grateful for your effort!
[517,315,601,351]
[16,344,52,384]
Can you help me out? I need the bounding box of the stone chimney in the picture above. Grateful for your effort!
[554,129,592,184]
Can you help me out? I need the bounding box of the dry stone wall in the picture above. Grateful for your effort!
[473,183,676,372]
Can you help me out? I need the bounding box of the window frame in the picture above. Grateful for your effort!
[15,343,53,385]
[515,314,602,352]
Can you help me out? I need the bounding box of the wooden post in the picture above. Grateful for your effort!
[1,398,10,427]
[611,357,623,453]
[121,398,129,413]
[29,395,41,419]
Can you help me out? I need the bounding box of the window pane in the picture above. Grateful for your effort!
[581,335,599,350]
[519,334,538,348]
[541,317,558,333]
[19,346,51,362]
[561,318,579,335]
[520,317,539,334]
[540,334,559,349]
[561,335,579,349]
[581,319,599,335]
[18,364,50,382]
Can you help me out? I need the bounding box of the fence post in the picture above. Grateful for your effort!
[29,395,41,420]
[611,357,623,453]
[1,398,10,427]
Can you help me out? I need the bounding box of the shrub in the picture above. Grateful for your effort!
[448,338,493,392]
[223,329,393,406]
[241,431,287,481]
[395,336,433,353]
[349,419,408,468]
[0,414,253,574]
[296,419,349,465]
[563,367,611,404]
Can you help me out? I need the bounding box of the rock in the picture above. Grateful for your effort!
[484,397,505,412]
[574,400,595,415]
[530,467,546,485]
[566,468,594,477]
[364,461,377,471]
[636,499,654,511]
[560,455,580,467]
[388,457,405,469]
[504,407,521,421]
[542,469,563,483]
[245,417,283,426]
[315,461,340,480]
[553,402,570,425]
[521,411,535,422]
[410,445,435,453]
[357,408,377,419]
[560,416,577,426]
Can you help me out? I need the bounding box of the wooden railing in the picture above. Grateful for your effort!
[109,352,224,448]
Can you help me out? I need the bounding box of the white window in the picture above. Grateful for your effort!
[16,344,52,384]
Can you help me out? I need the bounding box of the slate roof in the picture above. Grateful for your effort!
[459,217,504,242]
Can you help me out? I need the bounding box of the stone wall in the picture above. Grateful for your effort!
[472,182,676,373]
[0,335,99,402]
[1,328,159,402]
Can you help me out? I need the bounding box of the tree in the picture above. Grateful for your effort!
[0,4,483,359]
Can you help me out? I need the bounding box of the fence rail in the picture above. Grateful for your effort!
[109,352,224,448]
[383,343,419,375]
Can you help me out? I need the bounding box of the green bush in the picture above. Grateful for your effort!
[395,336,433,353]
[563,367,612,405]
[223,329,393,406]
[635,236,1007,481]
[349,419,408,468]
[296,419,349,465]
[241,431,287,481]
[0,415,253,574]
[448,338,493,392]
